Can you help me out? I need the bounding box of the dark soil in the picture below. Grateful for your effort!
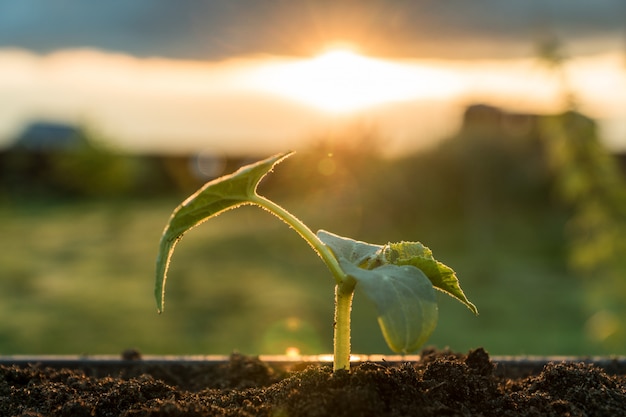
[2,348,626,416]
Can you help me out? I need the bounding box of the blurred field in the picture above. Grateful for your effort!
[0,177,606,356]
[0,195,585,356]
[2,109,625,357]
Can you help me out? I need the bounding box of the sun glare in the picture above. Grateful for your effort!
[246,46,460,113]
[4,47,624,154]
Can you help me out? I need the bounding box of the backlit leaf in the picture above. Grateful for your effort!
[384,242,478,314]
[155,151,293,312]
[317,232,476,315]
[318,231,439,352]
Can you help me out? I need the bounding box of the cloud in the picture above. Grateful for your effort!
[0,0,623,59]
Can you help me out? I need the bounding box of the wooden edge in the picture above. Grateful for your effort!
[1,354,625,378]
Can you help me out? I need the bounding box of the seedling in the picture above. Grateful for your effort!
[155,151,478,371]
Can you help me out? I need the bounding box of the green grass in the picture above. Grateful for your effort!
[0,195,612,356]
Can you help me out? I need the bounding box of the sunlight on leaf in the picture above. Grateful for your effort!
[155,151,293,312]
[384,242,478,314]
[317,231,477,315]
[318,230,440,352]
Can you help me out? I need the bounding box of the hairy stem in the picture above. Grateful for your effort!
[252,195,345,285]
[333,282,355,371]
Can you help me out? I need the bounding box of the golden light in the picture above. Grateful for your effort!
[245,45,461,114]
[285,346,301,357]
[3,48,625,154]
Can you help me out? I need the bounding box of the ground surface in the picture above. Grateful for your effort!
[2,348,625,416]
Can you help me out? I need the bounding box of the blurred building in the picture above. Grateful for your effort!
[0,121,255,198]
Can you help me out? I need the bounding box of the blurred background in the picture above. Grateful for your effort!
[1,0,626,357]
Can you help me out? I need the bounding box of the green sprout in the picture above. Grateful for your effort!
[155,151,478,371]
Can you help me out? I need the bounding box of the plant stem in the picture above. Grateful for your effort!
[252,195,345,285]
[333,283,355,371]
[252,194,355,370]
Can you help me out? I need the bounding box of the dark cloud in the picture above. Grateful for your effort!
[0,0,623,59]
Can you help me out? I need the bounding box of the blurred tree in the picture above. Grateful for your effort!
[541,111,626,349]
[537,35,626,350]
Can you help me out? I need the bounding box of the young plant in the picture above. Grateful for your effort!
[155,151,478,371]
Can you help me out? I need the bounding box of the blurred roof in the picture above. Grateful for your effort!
[12,122,85,152]
[0,1,623,59]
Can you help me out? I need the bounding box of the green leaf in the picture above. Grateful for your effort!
[339,259,438,353]
[317,231,477,315]
[318,231,439,353]
[155,151,293,313]
[384,242,478,315]
[315,230,380,266]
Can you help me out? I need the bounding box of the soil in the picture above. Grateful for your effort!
[2,348,625,416]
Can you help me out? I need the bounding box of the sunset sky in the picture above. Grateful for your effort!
[0,1,624,156]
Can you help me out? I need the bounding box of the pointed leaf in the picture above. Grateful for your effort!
[384,242,478,314]
[155,151,293,312]
[338,259,438,353]
[318,232,477,315]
